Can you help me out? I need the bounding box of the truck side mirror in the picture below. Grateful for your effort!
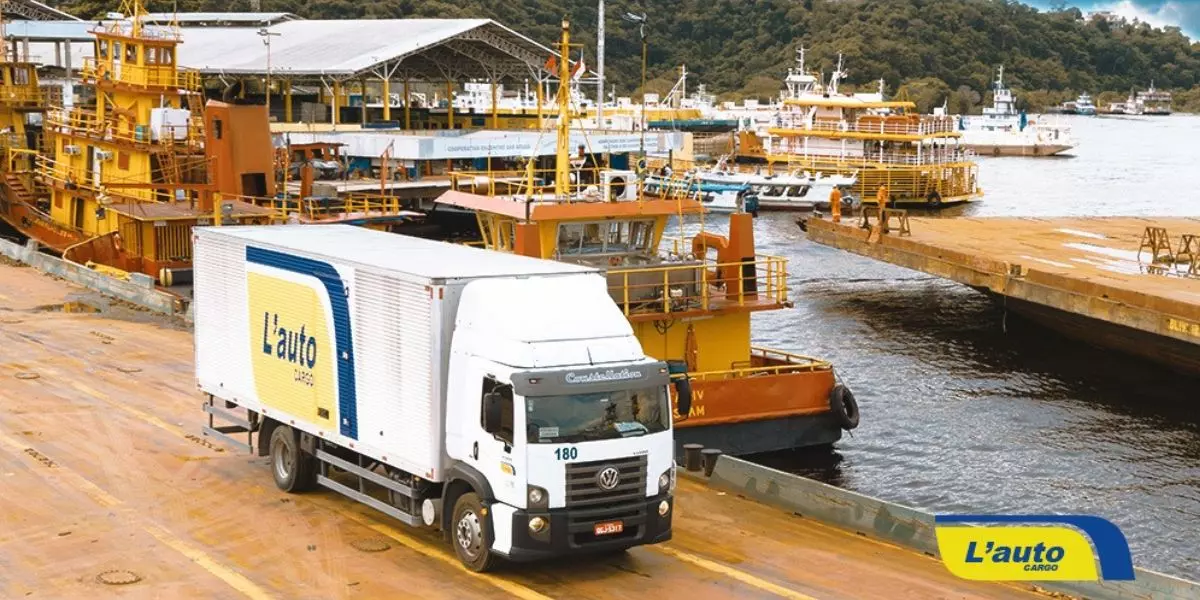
[673,377,692,418]
[482,392,503,435]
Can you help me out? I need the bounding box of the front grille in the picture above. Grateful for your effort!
[565,455,648,508]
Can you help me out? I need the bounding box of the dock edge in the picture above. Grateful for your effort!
[704,455,1200,600]
[0,237,187,319]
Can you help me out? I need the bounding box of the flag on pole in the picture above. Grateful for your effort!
[544,55,558,73]
[570,51,586,81]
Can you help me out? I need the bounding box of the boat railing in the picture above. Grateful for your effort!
[766,144,975,167]
[81,57,201,91]
[0,85,44,106]
[768,114,959,137]
[684,346,831,382]
[606,252,789,318]
[255,193,414,222]
[448,166,631,202]
[45,105,203,149]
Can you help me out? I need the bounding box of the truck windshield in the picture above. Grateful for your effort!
[525,386,669,444]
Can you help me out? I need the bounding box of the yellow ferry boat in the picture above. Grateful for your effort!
[733,55,982,208]
[435,20,860,454]
[0,0,276,280]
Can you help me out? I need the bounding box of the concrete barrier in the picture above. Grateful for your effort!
[707,456,1200,600]
[0,238,184,317]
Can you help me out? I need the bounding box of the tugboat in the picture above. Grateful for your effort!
[957,66,1076,157]
[435,20,860,455]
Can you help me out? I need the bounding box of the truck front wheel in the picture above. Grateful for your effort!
[451,492,496,572]
[269,425,317,493]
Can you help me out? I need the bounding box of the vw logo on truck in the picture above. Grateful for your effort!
[596,467,622,491]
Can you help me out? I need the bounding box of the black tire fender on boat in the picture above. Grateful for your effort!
[926,190,943,208]
[829,384,860,430]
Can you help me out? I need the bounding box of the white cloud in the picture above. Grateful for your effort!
[1092,1,1195,34]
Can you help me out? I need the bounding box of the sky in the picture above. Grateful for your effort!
[1028,0,1200,39]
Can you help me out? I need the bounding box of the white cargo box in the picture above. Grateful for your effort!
[193,224,596,481]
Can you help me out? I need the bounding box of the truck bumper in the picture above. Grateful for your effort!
[501,493,673,561]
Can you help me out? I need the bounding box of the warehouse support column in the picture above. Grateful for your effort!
[382,77,391,122]
[491,80,499,129]
[446,80,455,130]
[332,80,342,125]
[403,79,411,130]
[283,79,293,123]
[360,77,368,126]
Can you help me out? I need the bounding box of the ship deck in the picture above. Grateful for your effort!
[0,261,1045,599]
[806,216,1200,373]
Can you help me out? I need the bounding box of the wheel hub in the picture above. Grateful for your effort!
[272,437,294,480]
[455,511,482,559]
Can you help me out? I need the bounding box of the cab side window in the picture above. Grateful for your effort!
[481,376,514,444]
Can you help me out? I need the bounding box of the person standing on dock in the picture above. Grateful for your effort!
[876,184,889,210]
[829,186,842,223]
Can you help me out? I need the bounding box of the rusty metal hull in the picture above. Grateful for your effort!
[807,216,1200,375]
[0,262,1043,599]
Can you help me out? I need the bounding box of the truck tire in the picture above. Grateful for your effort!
[451,492,496,572]
[269,425,317,493]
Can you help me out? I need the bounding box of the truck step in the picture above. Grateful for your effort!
[201,396,255,454]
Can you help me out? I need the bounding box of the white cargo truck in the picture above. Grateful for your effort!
[193,225,690,571]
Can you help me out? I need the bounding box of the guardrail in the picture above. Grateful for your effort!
[768,114,959,137]
[685,347,830,382]
[82,57,201,91]
[607,254,788,317]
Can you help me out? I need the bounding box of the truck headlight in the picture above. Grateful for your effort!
[658,467,674,494]
[527,485,548,509]
[658,500,671,516]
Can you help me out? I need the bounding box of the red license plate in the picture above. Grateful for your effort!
[594,521,624,536]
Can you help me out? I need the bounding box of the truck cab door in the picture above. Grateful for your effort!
[472,375,522,507]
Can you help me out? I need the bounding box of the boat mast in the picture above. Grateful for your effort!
[597,0,604,129]
[555,19,573,199]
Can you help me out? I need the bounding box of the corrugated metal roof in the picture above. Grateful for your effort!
[2,0,80,21]
[11,16,561,82]
[177,19,556,79]
[144,12,301,24]
[2,20,93,41]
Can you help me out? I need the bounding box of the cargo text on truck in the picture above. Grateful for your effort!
[194,225,691,571]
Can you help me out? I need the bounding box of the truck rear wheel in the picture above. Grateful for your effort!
[269,425,317,493]
[451,492,496,572]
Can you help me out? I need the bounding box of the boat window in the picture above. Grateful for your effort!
[97,40,109,60]
[556,219,655,258]
[161,47,174,66]
[125,43,138,64]
[785,186,803,197]
[12,67,28,86]
[767,186,784,196]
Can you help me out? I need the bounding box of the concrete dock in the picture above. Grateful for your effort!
[0,262,1044,599]
[806,216,1200,375]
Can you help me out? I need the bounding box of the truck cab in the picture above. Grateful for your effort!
[441,275,684,570]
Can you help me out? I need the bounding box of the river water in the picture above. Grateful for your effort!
[720,114,1200,579]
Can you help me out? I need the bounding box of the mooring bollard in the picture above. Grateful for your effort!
[682,443,704,472]
[701,448,723,477]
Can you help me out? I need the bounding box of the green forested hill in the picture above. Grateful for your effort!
[57,0,1200,111]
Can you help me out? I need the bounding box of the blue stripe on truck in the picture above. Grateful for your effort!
[247,246,359,440]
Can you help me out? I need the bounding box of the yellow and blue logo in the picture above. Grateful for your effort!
[246,247,359,439]
[935,515,1134,581]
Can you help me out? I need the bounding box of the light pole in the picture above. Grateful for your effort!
[621,11,647,159]
[258,27,280,112]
